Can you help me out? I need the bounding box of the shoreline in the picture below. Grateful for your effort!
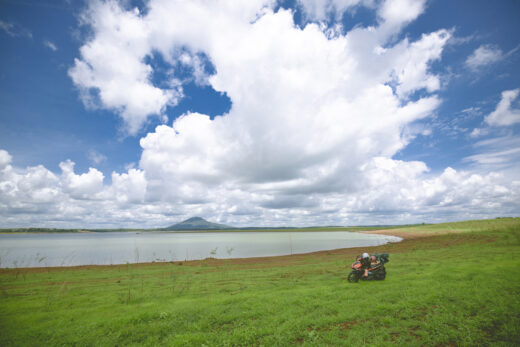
[0,228,398,234]
[1,227,471,271]
[1,234,404,272]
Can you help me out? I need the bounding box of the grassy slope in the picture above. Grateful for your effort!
[0,218,519,346]
[385,218,520,234]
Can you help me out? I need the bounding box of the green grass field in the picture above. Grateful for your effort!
[1,218,519,346]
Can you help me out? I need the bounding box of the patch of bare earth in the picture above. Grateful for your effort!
[359,229,465,240]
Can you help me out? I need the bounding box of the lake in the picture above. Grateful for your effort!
[0,231,401,268]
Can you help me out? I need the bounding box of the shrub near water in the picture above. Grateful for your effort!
[0,218,519,346]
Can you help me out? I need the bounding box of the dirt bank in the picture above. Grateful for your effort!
[359,228,462,240]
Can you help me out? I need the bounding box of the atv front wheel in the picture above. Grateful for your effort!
[348,271,360,283]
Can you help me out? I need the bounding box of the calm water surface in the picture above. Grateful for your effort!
[0,231,401,268]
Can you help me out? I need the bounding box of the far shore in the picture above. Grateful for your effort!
[0,225,409,234]
[1,223,474,271]
[1,234,404,272]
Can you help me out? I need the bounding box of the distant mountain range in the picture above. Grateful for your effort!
[164,217,392,231]
[0,216,423,233]
[164,217,233,230]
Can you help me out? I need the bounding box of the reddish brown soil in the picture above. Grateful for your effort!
[359,229,461,240]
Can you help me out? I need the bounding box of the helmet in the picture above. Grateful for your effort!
[371,255,377,262]
[362,252,369,259]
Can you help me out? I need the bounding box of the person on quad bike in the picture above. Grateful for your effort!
[361,252,371,277]
[348,253,388,282]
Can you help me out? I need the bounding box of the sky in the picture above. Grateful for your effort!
[0,0,519,228]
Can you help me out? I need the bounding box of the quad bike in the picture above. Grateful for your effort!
[347,253,389,283]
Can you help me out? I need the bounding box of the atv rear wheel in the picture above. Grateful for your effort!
[375,272,386,280]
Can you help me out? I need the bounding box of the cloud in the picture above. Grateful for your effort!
[70,0,438,135]
[465,44,503,70]
[2,1,519,228]
[297,0,369,22]
[377,0,427,38]
[131,0,447,206]
[485,88,520,126]
[464,135,520,171]
[59,160,105,200]
[0,150,165,227]
[465,147,520,166]
[0,150,12,170]
[0,157,61,218]
[43,40,58,51]
[1,148,517,228]
[0,20,32,38]
[469,128,483,138]
[390,29,450,98]
[466,90,520,171]
[111,169,147,204]
[87,150,107,165]
[297,0,428,37]
[68,1,183,134]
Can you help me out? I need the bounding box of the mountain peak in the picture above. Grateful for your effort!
[184,216,206,222]
[165,217,233,230]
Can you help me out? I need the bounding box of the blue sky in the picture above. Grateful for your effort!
[0,0,519,228]
[0,0,231,176]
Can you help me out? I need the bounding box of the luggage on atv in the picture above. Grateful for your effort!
[374,253,389,264]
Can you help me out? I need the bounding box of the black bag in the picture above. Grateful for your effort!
[374,253,389,264]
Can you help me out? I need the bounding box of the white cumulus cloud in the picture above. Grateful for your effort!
[297,0,368,22]
[111,169,147,204]
[59,160,105,200]
[485,88,520,126]
[465,44,503,70]
[377,0,427,37]
[0,150,12,170]
[0,144,518,228]
[68,1,183,134]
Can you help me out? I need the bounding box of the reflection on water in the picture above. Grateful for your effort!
[0,231,401,268]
